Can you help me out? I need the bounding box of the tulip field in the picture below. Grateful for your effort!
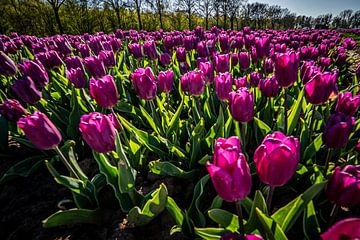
[1,27,360,240]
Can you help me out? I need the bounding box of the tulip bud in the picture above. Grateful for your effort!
[19,60,49,87]
[66,67,86,88]
[99,50,115,68]
[325,165,360,208]
[90,75,118,108]
[128,43,143,59]
[131,67,157,100]
[183,36,195,51]
[143,41,159,60]
[263,58,273,74]
[159,52,171,67]
[228,88,254,123]
[197,41,209,58]
[18,111,62,150]
[180,70,205,96]
[11,76,42,105]
[304,71,338,105]
[254,131,300,186]
[65,56,84,70]
[216,72,232,100]
[249,71,261,87]
[274,51,299,88]
[110,38,122,52]
[108,113,121,131]
[158,70,174,93]
[335,92,360,116]
[259,75,281,98]
[321,218,360,240]
[199,61,214,84]
[234,76,248,89]
[255,37,270,59]
[231,53,239,67]
[176,47,186,62]
[207,136,252,202]
[78,44,91,58]
[83,55,106,79]
[323,113,355,149]
[215,54,230,73]
[219,34,230,52]
[319,57,331,69]
[0,99,27,122]
[239,52,250,70]
[0,51,17,76]
[79,112,116,153]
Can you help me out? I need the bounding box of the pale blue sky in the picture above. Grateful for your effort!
[248,0,360,17]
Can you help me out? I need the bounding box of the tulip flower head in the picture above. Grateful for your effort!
[90,75,118,108]
[323,113,355,149]
[228,88,254,123]
[321,218,360,240]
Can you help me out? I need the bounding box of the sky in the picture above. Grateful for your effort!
[247,0,360,17]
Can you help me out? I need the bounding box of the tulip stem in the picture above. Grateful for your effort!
[266,186,275,211]
[54,146,80,180]
[166,93,170,112]
[239,121,246,151]
[111,108,130,146]
[309,105,317,137]
[283,88,288,134]
[235,200,245,234]
[324,148,332,176]
[329,204,339,224]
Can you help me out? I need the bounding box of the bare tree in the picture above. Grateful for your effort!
[198,0,212,30]
[46,0,66,33]
[105,0,126,29]
[145,0,167,29]
[177,0,196,29]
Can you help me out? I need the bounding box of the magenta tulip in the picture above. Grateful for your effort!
[215,54,230,73]
[323,113,355,149]
[0,51,17,76]
[90,75,118,109]
[131,67,157,100]
[259,75,281,98]
[239,52,250,70]
[83,55,106,79]
[11,76,42,105]
[228,88,254,123]
[335,92,360,116]
[234,76,248,89]
[274,51,299,88]
[305,71,338,105]
[321,218,360,240]
[0,99,27,122]
[18,60,48,87]
[199,61,214,85]
[66,67,86,88]
[216,72,232,100]
[158,70,174,93]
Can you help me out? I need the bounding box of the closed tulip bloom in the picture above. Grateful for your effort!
[188,70,205,96]
[179,61,190,74]
[219,34,230,52]
[19,60,49,87]
[99,50,115,68]
[199,61,214,84]
[131,67,157,100]
[251,47,258,64]
[90,75,118,108]
[274,51,299,88]
[66,67,86,88]
[325,165,360,208]
[323,113,355,149]
[108,113,121,131]
[197,41,209,58]
[128,43,143,59]
[254,131,300,187]
[239,52,250,70]
[302,65,320,84]
[335,92,360,116]
[18,111,62,150]
[221,233,264,240]
[231,53,239,67]
[0,99,27,122]
[78,44,91,58]
[110,38,121,52]
[206,136,252,202]
[159,52,171,67]
[143,41,158,60]
[335,53,347,68]
[79,112,116,153]
[65,56,84,70]
[249,71,261,87]
[305,71,338,105]
[321,218,360,240]
[216,72,232,100]
[176,47,186,62]
[255,37,270,59]
[47,50,63,68]
[215,54,230,73]
[263,58,273,74]
[234,76,248,89]
[83,55,106,79]
[259,75,281,98]
[11,76,42,105]
[319,57,331,68]
[183,35,194,51]
[0,51,17,76]
[228,88,254,123]
[158,70,174,93]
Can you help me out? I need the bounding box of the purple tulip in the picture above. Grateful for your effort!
[183,35,194,51]
[110,38,121,52]
[128,43,143,59]
[179,61,190,74]
[215,54,230,73]
[239,52,250,70]
[83,55,106,79]
[79,112,116,153]
[18,111,62,150]
[199,61,214,85]
[305,71,338,105]
[66,67,86,88]
[11,76,42,105]
[228,88,254,123]
[259,75,281,98]
[274,51,299,88]
[0,99,27,122]
[249,71,261,87]
[206,136,252,202]
[108,113,121,131]
[301,61,320,84]
[323,113,355,149]
[221,233,264,240]
[158,70,174,93]
[0,51,17,76]
[143,41,158,60]
[325,165,360,208]
[65,56,84,70]
[319,57,331,69]
[180,70,204,96]
[321,218,360,240]
[342,38,357,50]
[131,67,157,100]
[254,131,300,187]
[176,47,186,62]
[234,76,248,89]
[197,41,209,58]
[335,53,347,68]
[90,75,118,109]
[216,72,232,100]
[231,53,239,67]
[255,37,270,59]
[18,60,49,87]
[99,50,115,68]
[219,34,230,52]
[37,50,63,69]
[335,92,360,116]
[159,52,171,67]
[78,44,91,58]
[263,58,273,74]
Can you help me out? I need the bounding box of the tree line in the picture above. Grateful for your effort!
[0,0,359,36]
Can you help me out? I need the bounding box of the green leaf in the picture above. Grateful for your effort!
[303,200,321,240]
[208,209,239,232]
[302,134,323,162]
[42,209,106,228]
[188,174,210,227]
[205,106,224,148]
[149,160,197,179]
[166,98,184,137]
[194,227,226,240]
[245,190,268,233]
[271,181,327,233]
[140,105,161,135]
[190,118,206,168]
[255,208,288,240]
[254,117,272,137]
[66,87,81,139]
[287,90,304,135]
[166,196,184,226]
[128,183,168,226]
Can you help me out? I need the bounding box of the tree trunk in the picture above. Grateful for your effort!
[135,1,142,30]
[53,7,63,34]
[158,9,163,29]
[230,16,234,29]
[115,7,121,29]
[188,10,191,29]
[205,15,209,30]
